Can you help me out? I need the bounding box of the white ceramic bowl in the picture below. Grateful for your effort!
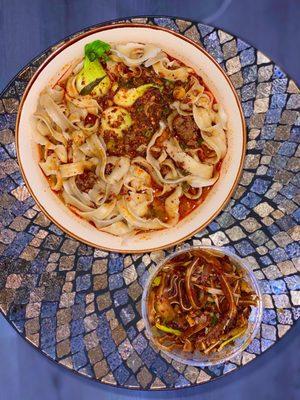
[142,246,263,366]
[16,23,246,253]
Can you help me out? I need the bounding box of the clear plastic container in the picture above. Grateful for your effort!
[142,245,263,366]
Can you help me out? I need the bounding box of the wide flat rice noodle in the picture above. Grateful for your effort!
[106,157,130,185]
[165,137,214,180]
[101,220,132,236]
[77,199,116,220]
[201,124,227,163]
[60,160,94,178]
[62,177,94,210]
[112,43,161,67]
[39,92,75,131]
[165,186,182,226]
[117,197,169,230]
[153,59,191,81]
[39,153,60,176]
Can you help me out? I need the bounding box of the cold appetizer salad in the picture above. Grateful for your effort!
[146,248,259,355]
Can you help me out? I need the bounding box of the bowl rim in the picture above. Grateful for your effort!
[16,22,247,253]
[141,245,263,366]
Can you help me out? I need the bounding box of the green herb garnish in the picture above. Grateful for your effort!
[180,141,188,150]
[164,79,174,88]
[211,313,218,326]
[162,106,170,117]
[143,129,153,138]
[197,137,204,146]
[84,39,111,62]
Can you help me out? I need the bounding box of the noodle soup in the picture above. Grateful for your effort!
[35,40,228,237]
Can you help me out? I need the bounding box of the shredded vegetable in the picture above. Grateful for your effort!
[155,322,182,336]
[152,276,162,287]
[218,327,247,351]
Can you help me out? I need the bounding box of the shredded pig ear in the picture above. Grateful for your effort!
[147,248,258,355]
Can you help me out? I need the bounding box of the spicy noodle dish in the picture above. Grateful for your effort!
[145,248,260,359]
[35,40,228,237]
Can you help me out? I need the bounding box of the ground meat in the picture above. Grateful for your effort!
[105,163,114,175]
[84,113,98,126]
[118,65,160,88]
[196,315,228,347]
[75,170,97,193]
[97,90,115,109]
[133,88,165,131]
[173,115,201,148]
[160,164,170,177]
[103,87,168,158]
[146,103,163,127]
[100,65,177,159]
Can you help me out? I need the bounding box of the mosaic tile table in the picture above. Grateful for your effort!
[0,17,299,390]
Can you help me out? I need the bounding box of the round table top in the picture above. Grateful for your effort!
[0,16,299,390]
